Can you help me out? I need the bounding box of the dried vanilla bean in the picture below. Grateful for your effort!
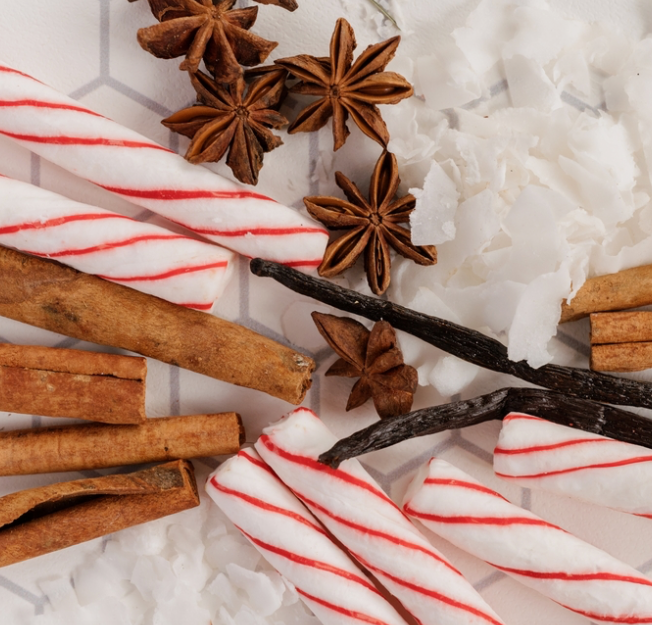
[318,387,651,467]
[250,258,652,409]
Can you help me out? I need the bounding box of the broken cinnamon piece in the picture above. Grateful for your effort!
[560,264,652,323]
[0,246,313,404]
[0,343,146,424]
[0,460,199,568]
[0,413,244,475]
[590,311,652,344]
[591,342,652,372]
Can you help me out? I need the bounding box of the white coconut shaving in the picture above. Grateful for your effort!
[383,0,652,384]
[32,465,317,625]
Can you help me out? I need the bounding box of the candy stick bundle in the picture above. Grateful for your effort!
[0,63,328,267]
[403,458,652,623]
[254,408,506,625]
[0,174,234,310]
[495,413,652,518]
[207,448,413,625]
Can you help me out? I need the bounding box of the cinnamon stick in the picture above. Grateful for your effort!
[0,246,313,404]
[591,342,652,372]
[0,343,146,424]
[0,460,199,567]
[590,311,652,344]
[0,413,244,475]
[560,264,652,323]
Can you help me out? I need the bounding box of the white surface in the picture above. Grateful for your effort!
[0,1,652,624]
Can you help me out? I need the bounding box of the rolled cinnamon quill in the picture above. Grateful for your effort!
[0,246,313,404]
[0,343,146,424]
[0,460,199,568]
[560,263,652,323]
[0,413,243,475]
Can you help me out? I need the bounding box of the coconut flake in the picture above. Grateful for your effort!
[410,159,460,245]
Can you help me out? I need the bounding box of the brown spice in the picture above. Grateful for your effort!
[0,413,244,476]
[0,246,314,405]
[137,0,277,81]
[560,263,652,323]
[304,150,436,295]
[0,460,199,568]
[0,343,146,424]
[275,18,413,150]
[162,68,288,185]
[312,312,417,419]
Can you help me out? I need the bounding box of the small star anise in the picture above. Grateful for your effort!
[137,0,278,82]
[312,312,418,419]
[275,18,413,151]
[161,68,288,185]
[304,151,437,295]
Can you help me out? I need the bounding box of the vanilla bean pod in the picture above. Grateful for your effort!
[318,387,651,467]
[251,259,652,409]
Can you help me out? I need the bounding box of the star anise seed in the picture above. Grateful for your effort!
[304,151,437,295]
[312,312,418,419]
[162,68,288,185]
[275,18,413,150]
[137,0,278,82]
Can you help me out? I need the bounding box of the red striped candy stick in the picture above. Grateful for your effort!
[205,448,412,625]
[255,408,506,625]
[495,413,652,519]
[0,174,233,310]
[403,457,652,623]
[0,64,328,267]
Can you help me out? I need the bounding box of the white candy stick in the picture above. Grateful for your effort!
[494,412,652,518]
[0,64,328,266]
[0,174,233,310]
[403,457,652,624]
[206,448,411,625]
[255,408,506,625]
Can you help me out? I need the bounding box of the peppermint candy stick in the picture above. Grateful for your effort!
[0,174,233,310]
[494,413,652,518]
[0,64,328,266]
[206,448,411,625]
[255,408,506,625]
[403,458,652,624]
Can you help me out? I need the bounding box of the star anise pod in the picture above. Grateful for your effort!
[137,0,278,82]
[275,18,413,151]
[312,312,418,419]
[304,151,437,296]
[161,68,288,185]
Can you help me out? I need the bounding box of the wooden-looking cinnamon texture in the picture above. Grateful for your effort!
[0,413,244,475]
[0,460,199,567]
[0,343,146,424]
[0,246,313,404]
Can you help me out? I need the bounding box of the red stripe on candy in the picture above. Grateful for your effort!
[494,455,652,480]
[24,233,187,258]
[209,477,326,535]
[354,553,504,625]
[295,489,463,577]
[239,530,379,594]
[99,184,274,203]
[297,589,396,625]
[0,130,171,152]
[96,259,229,282]
[0,212,131,235]
[493,564,652,587]
[494,438,613,455]
[258,435,393,506]
[0,99,104,117]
